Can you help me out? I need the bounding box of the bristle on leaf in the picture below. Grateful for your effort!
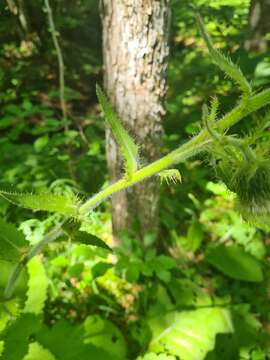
[159,169,182,184]
[96,84,139,179]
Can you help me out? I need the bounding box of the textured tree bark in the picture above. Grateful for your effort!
[100,0,170,242]
[244,0,270,52]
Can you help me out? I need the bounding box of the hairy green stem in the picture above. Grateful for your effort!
[79,89,270,215]
[4,88,270,298]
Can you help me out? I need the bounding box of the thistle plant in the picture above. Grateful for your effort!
[1,15,270,299]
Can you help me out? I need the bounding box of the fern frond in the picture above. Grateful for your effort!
[196,14,252,98]
[96,84,139,178]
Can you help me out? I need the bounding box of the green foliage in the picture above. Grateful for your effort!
[23,342,55,360]
[115,239,176,283]
[0,314,121,360]
[0,260,28,298]
[84,315,127,359]
[0,218,28,262]
[206,244,264,282]
[147,307,233,360]
[36,320,118,360]
[63,222,111,250]
[0,191,80,217]
[1,1,270,359]
[0,314,41,360]
[96,84,139,178]
[196,14,252,97]
[24,257,48,315]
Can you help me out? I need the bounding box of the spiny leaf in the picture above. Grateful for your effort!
[0,191,80,217]
[96,84,139,178]
[196,14,252,97]
[24,257,48,315]
[0,218,28,262]
[159,169,182,184]
[203,97,221,140]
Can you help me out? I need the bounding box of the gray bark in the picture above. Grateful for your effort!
[100,0,170,242]
[245,0,270,52]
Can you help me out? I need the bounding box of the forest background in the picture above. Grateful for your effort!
[0,0,270,359]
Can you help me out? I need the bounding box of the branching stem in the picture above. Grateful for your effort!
[79,89,270,215]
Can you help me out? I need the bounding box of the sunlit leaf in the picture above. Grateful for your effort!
[23,342,55,360]
[24,257,48,315]
[147,307,233,360]
[84,315,127,359]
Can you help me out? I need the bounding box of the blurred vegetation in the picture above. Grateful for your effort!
[0,0,270,359]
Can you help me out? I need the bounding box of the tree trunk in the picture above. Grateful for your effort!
[244,0,270,52]
[100,0,170,243]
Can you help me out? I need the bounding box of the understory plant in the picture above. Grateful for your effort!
[0,13,270,360]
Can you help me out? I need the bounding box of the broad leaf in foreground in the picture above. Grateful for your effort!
[36,320,118,360]
[147,307,233,360]
[24,257,48,315]
[0,314,41,360]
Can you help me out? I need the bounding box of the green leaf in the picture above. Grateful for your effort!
[36,320,118,360]
[126,263,140,283]
[34,135,49,152]
[91,262,113,279]
[196,14,252,97]
[0,218,28,261]
[23,343,55,360]
[156,269,171,283]
[186,220,204,252]
[96,84,139,178]
[0,314,41,360]
[0,191,80,217]
[24,257,48,315]
[0,260,28,298]
[63,223,111,250]
[147,307,233,360]
[84,315,127,359]
[206,245,264,282]
[71,231,111,250]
